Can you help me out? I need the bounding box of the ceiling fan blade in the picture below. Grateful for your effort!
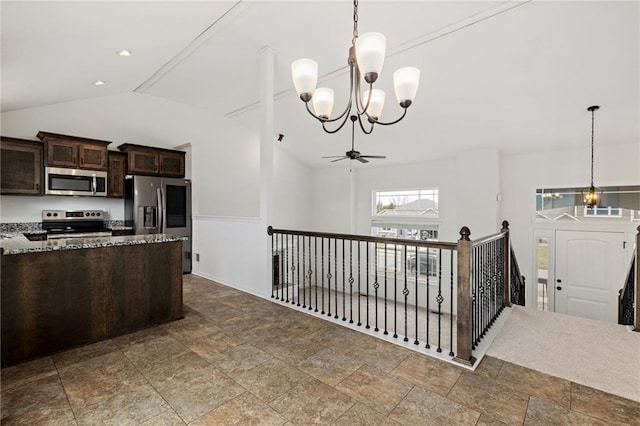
[356,157,369,163]
[330,157,349,163]
[359,155,386,159]
[322,155,348,159]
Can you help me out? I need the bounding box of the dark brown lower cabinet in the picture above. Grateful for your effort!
[1,242,183,366]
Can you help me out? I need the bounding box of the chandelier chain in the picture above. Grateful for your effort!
[352,0,359,45]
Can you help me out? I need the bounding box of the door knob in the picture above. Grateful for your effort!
[556,286,562,291]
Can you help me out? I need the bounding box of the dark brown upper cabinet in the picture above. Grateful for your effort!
[107,151,127,198]
[37,131,111,171]
[118,144,185,178]
[0,137,44,195]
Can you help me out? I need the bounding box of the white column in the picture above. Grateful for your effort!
[259,46,275,295]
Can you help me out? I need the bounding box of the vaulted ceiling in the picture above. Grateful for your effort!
[2,1,638,167]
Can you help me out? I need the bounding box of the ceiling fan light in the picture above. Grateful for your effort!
[363,88,385,121]
[394,67,420,108]
[291,59,318,102]
[312,87,334,120]
[355,32,386,84]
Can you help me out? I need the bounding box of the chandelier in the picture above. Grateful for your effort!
[583,105,601,208]
[291,0,420,135]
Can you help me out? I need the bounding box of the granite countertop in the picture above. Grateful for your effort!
[1,233,187,256]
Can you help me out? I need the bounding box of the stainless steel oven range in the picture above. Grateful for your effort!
[42,210,112,239]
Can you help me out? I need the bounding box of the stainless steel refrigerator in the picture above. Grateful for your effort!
[124,175,192,273]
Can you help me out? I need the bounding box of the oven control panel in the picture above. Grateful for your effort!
[42,210,106,221]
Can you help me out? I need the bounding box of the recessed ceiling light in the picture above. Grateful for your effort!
[93,80,106,86]
[117,50,131,57]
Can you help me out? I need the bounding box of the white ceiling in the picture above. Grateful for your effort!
[2,1,638,168]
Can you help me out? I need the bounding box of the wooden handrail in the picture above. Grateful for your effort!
[267,226,457,250]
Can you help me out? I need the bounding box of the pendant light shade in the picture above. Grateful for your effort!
[393,67,420,108]
[291,59,318,101]
[355,32,386,83]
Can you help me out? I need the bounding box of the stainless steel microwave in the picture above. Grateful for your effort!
[45,167,107,197]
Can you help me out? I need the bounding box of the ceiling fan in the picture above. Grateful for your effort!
[322,115,386,164]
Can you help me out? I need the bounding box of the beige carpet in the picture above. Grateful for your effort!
[486,305,640,402]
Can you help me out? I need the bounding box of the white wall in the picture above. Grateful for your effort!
[273,145,313,230]
[456,148,501,238]
[311,166,353,233]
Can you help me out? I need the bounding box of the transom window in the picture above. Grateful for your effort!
[373,188,438,218]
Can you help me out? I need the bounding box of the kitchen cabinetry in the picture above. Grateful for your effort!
[0,137,44,195]
[37,131,111,171]
[118,144,185,178]
[107,151,127,198]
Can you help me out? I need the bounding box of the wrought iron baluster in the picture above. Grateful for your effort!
[366,242,370,329]
[276,234,287,300]
[314,237,318,312]
[321,237,325,314]
[437,248,443,353]
[384,242,388,335]
[374,242,379,332]
[472,245,477,348]
[414,245,419,345]
[298,235,304,306]
[425,246,430,349]
[335,238,339,319]
[271,232,275,298]
[302,235,306,308]
[357,241,361,326]
[393,244,398,339]
[327,238,332,317]
[403,245,408,342]
[449,250,454,357]
[348,240,353,323]
[286,234,290,303]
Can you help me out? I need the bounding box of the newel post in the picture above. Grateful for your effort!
[454,226,475,366]
[635,226,640,331]
[501,220,511,308]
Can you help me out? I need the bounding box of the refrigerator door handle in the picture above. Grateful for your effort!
[156,187,163,234]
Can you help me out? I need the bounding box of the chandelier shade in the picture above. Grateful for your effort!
[291,0,419,135]
[362,88,385,120]
[393,67,420,107]
[355,32,386,83]
[291,59,318,101]
[312,87,334,119]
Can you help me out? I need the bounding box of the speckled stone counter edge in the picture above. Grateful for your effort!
[1,234,187,256]
[0,220,128,233]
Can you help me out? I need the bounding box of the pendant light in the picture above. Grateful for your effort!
[583,105,602,208]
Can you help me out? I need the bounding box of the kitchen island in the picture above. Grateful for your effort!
[1,233,186,366]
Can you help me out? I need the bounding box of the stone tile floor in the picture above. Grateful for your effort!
[2,274,639,425]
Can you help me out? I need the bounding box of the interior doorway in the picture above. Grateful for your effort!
[554,230,625,322]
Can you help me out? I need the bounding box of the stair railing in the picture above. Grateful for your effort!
[267,221,517,366]
[619,226,639,330]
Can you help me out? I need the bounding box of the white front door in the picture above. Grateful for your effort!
[554,230,625,322]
